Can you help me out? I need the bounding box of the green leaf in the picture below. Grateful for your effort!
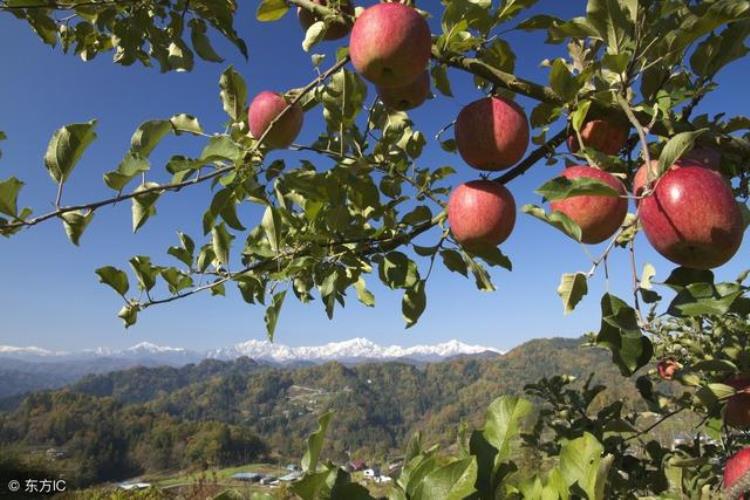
[95,266,129,296]
[131,120,171,157]
[466,246,512,271]
[166,40,195,72]
[668,282,743,317]
[129,256,159,292]
[0,177,24,217]
[559,433,607,500]
[401,454,440,498]
[302,21,326,52]
[523,204,582,241]
[264,290,287,341]
[44,120,97,184]
[431,64,453,97]
[413,457,478,500]
[257,0,290,22]
[211,223,233,266]
[219,66,248,122]
[571,101,592,133]
[290,470,331,500]
[549,59,580,102]
[301,410,332,473]
[190,19,224,63]
[118,304,138,329]
[166,155,202,174]
[378,252,419,289]
[131,182,161,232]
[160,267,194,294]
[402,280,427,328]
[170,113,203,135]
[482,395,533,463]
[664,267,714,291]
[557,273,588,314]
[401,205,432,226]
[60,210,94,246]
[657,129,708,175]
[440,249,468,277]
[354,278,375,307]
[595,293,652,376]
[586,0,630,51]
[691,21,750,78]
[536,176,620,201]
[104,153,150,191]
[200,136,242,162]
[261,205,282,253]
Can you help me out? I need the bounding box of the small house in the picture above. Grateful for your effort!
[363,467,380,478]
[279,471,303,482]
[45,448,67,460]
[118,482,151,491]
[348,459,367,472]
[231,472,262,482]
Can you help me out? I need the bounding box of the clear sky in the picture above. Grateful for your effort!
[0,2,747,352]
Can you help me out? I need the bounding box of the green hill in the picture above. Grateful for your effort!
[0,337,647,488]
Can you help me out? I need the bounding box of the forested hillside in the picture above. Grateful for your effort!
[0,337,662,488]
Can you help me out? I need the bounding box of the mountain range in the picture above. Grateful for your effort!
[0,337,503,364]
[0,337,656,489]
[0,338,503,399]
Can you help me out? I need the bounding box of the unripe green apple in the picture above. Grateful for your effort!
[549,166,628,244]
[448,180,516,251]
[376,71,430,111]
[454,96,530,171]
[349,3,431,88]
[248,91,304,150]
[298,0,354,41]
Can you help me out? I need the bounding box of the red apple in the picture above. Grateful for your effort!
[454,96,530,171]
[298,0,354,41]
[448,180,516,251]
[248,91,304,150]
[349,3,431,88]
[549,166,628,244]
[567,119,629,155]
[657,358,681,381]
[724,447,750,499]
[637,164,743,269]
[376,71,430,111]
[725,376,750,428]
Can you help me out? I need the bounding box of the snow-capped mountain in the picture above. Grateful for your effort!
[0,338,503,365]
[0,345,68,357]
[209,337,503,363]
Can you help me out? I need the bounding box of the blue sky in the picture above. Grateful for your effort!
[0,2,747,352]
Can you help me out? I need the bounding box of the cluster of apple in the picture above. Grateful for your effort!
[246,1,743,272]
[448,102,743,272]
